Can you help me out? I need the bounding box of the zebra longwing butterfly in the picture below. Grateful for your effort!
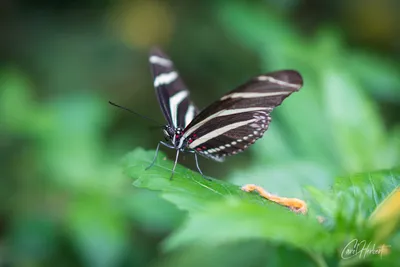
[145,47,302,179]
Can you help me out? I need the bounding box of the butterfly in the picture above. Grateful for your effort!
[146,47,304,179]
[123,47,303,180]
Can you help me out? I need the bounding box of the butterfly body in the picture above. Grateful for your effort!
[147,47,303,179]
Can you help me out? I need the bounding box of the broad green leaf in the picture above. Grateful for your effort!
[154,241,317,267]
[123,148,400,264]
[123,148,277,212]
[163,199,334,254]
[123,149,332,255]
[162,168,400,264]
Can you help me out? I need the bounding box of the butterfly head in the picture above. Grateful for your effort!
[163,125,186,148]
[162,125,174,141]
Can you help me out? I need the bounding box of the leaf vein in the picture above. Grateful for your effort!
[368,173,379,208]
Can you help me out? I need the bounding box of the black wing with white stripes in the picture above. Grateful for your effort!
[181,70,303,161]
[149,47,198,129]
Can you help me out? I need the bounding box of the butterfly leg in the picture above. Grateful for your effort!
[170,150,180,180]
[194,153,211,181]
[146,141,175,171]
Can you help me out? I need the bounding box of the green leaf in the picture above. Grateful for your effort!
[163,199,333,254]
[123,148,276,212]
[333,169,400,221]
[123,148,332,255]
[123,148,400,263]
[308,169,400,265]
[308,169,400,232]
[154,241,318,267]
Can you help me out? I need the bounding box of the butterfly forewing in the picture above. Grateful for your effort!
[181,70,303,160]
[149,47,198,129]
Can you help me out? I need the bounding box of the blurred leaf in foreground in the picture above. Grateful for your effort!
[164,199,331,253]
[154,240,316,267]
[124,148,400,265]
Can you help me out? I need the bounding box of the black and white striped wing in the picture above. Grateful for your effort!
[182,70,303,161]
[149,47,198,129]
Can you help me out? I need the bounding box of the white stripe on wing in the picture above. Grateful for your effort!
[154,71,178,87]
[183,107,270,138]
[220,91,291,100]
[149,55,173,67]
[257,75,300,88]
[184,104,196,127]
[188,119,256,148]
[170,91,189,127]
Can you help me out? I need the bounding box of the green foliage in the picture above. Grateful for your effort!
[124,149,400,267]
[217,2,400,185]
[123,149,275,211]
[2,1,400,267]
[0,72,182,267]
[205,6,400,232]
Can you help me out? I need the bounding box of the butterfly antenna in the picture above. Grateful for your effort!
[108,101,163,126]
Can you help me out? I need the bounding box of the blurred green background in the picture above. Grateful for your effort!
[1,0,400,266]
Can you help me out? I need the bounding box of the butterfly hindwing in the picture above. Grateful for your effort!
[149,47,198,129]
[181,70,303,160]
